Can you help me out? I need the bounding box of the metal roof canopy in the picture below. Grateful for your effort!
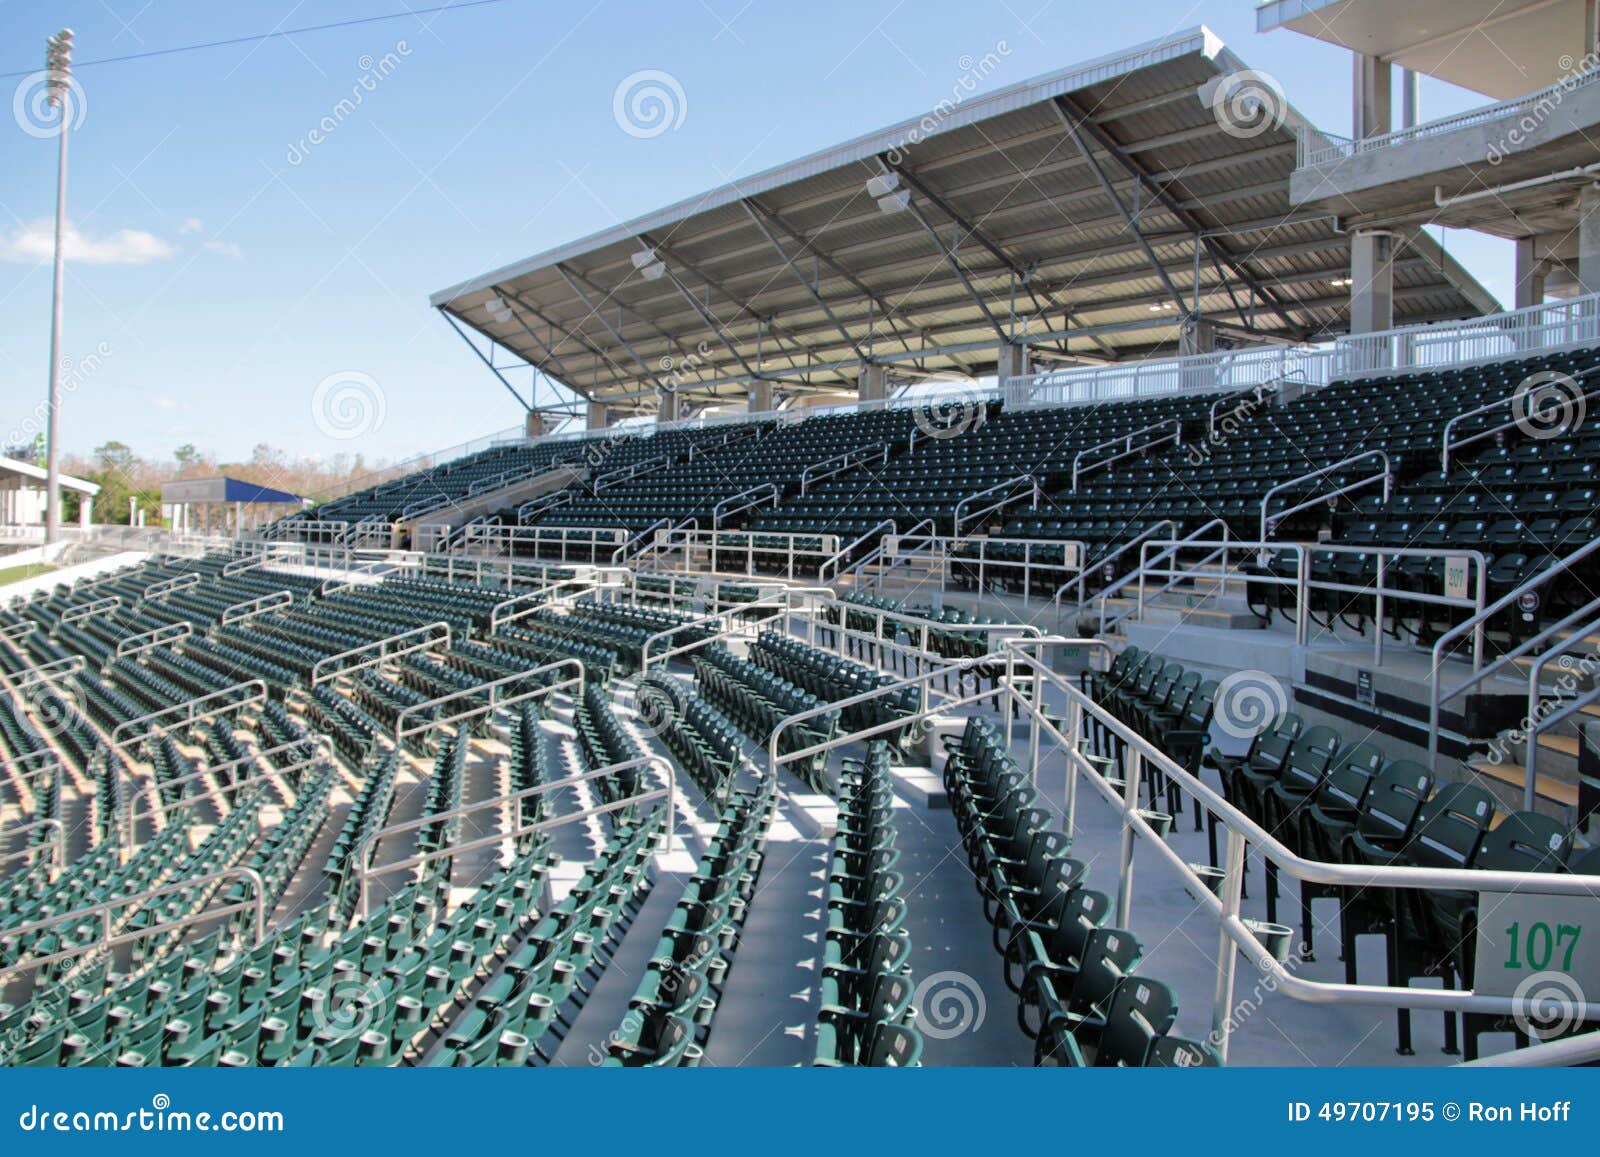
[160,477,303,506]
[431,26,1493,415]
[1256,0,1592,100]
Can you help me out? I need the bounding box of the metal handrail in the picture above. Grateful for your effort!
[799,441,891,494]
[143,572,200,600]
[0,620,37,643]
[952,474,1039,536]
[1428,535,1600,766]
[594,454,669,492]
[1107,518,1231,635]
[0,866,268,983]
[395,658,585,742]
[114,620,193,658]
[125,736,333,843]
[310,621,451,686]
[1005,640,1600,1061]
[1459,1028,1600,1068]
[354,755,674,918]
[639,603,786,670]
[489,578,604,632]
[712,482,780,528]
[1442,381,1600,473]
[9,653,85,690]
[109,679,267,754]
[1208,380,1283,439]
[817,518,896,582]
[1522,619,1600,805]
[1053,519,1177,613]
[0,818,63,875]
[1071,420,1182,491]
[614,518,671,565]
[220,589,294,625]
[1259,449,1391,543]
[62,595,120,625]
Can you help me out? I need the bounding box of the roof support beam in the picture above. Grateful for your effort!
[439,309,531,411]
[739,200,870,363]
[881,158,1119,360]
[1049,102,1192,315]
[656,264,768,383]
[498,287,637,396]
[1051,94,1303,335]
[888,169,1009,344]
[554,263,672,394]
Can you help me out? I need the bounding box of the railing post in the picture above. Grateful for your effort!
[1211,827,1247,1062]
[1116,749,1141,926]
[1063,698,1082,837]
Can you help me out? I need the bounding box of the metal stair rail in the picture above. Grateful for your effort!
[109,679,268,762]
[614,518,672,565]
[62,595,120,626]
[115,621,193,658]
[817,518,896,582]
[310,622,452,686]
[354,755,674,919]
[125,735,334,846]
[1005,637,1600,1063]
[1100,518,1231,635]
[1259,449,1391,542]
[1071,420,1182,491]
[639,602,786,671]
[0,866,269,986]
[143,572,201,601]
[395,658,585,744]
[1522,616,1600,807]
[1428,536,1600,768]
[1441,378,1600,473]
[1053,519,1177,616]
[799,441,891,494]
[0,818,63,877]
[952,474,1039,536]
[221,589,295,626]
[712,482,781,528]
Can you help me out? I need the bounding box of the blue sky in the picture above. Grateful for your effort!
[0,0,1512,466]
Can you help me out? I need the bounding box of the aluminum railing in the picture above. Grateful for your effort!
[1053,520,1177,616]
[1259,449,1392,543]
[1102,518,1231,635]
[310,622,452,686]
[711,482,780,528]
[799,441,891,494]
[1071,420,1182,491]
[143,572,201,600]
[10,653,85,690]
[114,620,193,658]
[0,866,268,984]
[0,818,64,877]
[952,474,1039,536]
[645,528,843,582]
[455,523,629,564]
[1523,620,1600,806]
[354,755,673,918]
[1006,638,1600,1062]
[1441,381,1600,473]
[220,589,294,626]
[1208,381,1282,439]
[489,577,608,632]
[1428,536,1600,768]
[395,658,585,743]
[639,603,786,670]
[62,595,120,625]
[109,679,267,758]
[125,736,333,845]
[817,519,896,582]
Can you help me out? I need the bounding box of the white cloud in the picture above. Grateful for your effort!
[204,239,242,259]
[150,395,180,410]
[178,217,204,234]
[0,220,174,265]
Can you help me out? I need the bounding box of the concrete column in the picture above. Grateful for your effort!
[858,363,887,404]
[524,410,548,439]
[657,388,682,423]
[1579,184,1600,296]
[79,497,91,530]
[1177,316,1216,357]
[1349,231,1396,335]
[1400,68,1419,130]
[747,380,773,414]
[1515,237,1546,310]
[586,401,609,430]
[1353,53,1392,140]
[995,342,1031,385]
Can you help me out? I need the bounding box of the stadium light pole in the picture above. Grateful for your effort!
[42,28,74,546]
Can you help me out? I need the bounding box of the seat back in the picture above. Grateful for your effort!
[1472,810,1571,873]
[1407,782,1496,868]
[1144,1035,1222,1067]
[865,1022,923,1067]
[1354,761,1434,845]
[1097,977,1177,1067]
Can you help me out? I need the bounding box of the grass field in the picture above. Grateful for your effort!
[0,562,56,587]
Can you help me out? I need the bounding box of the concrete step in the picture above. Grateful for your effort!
[1468,760,1581,811]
